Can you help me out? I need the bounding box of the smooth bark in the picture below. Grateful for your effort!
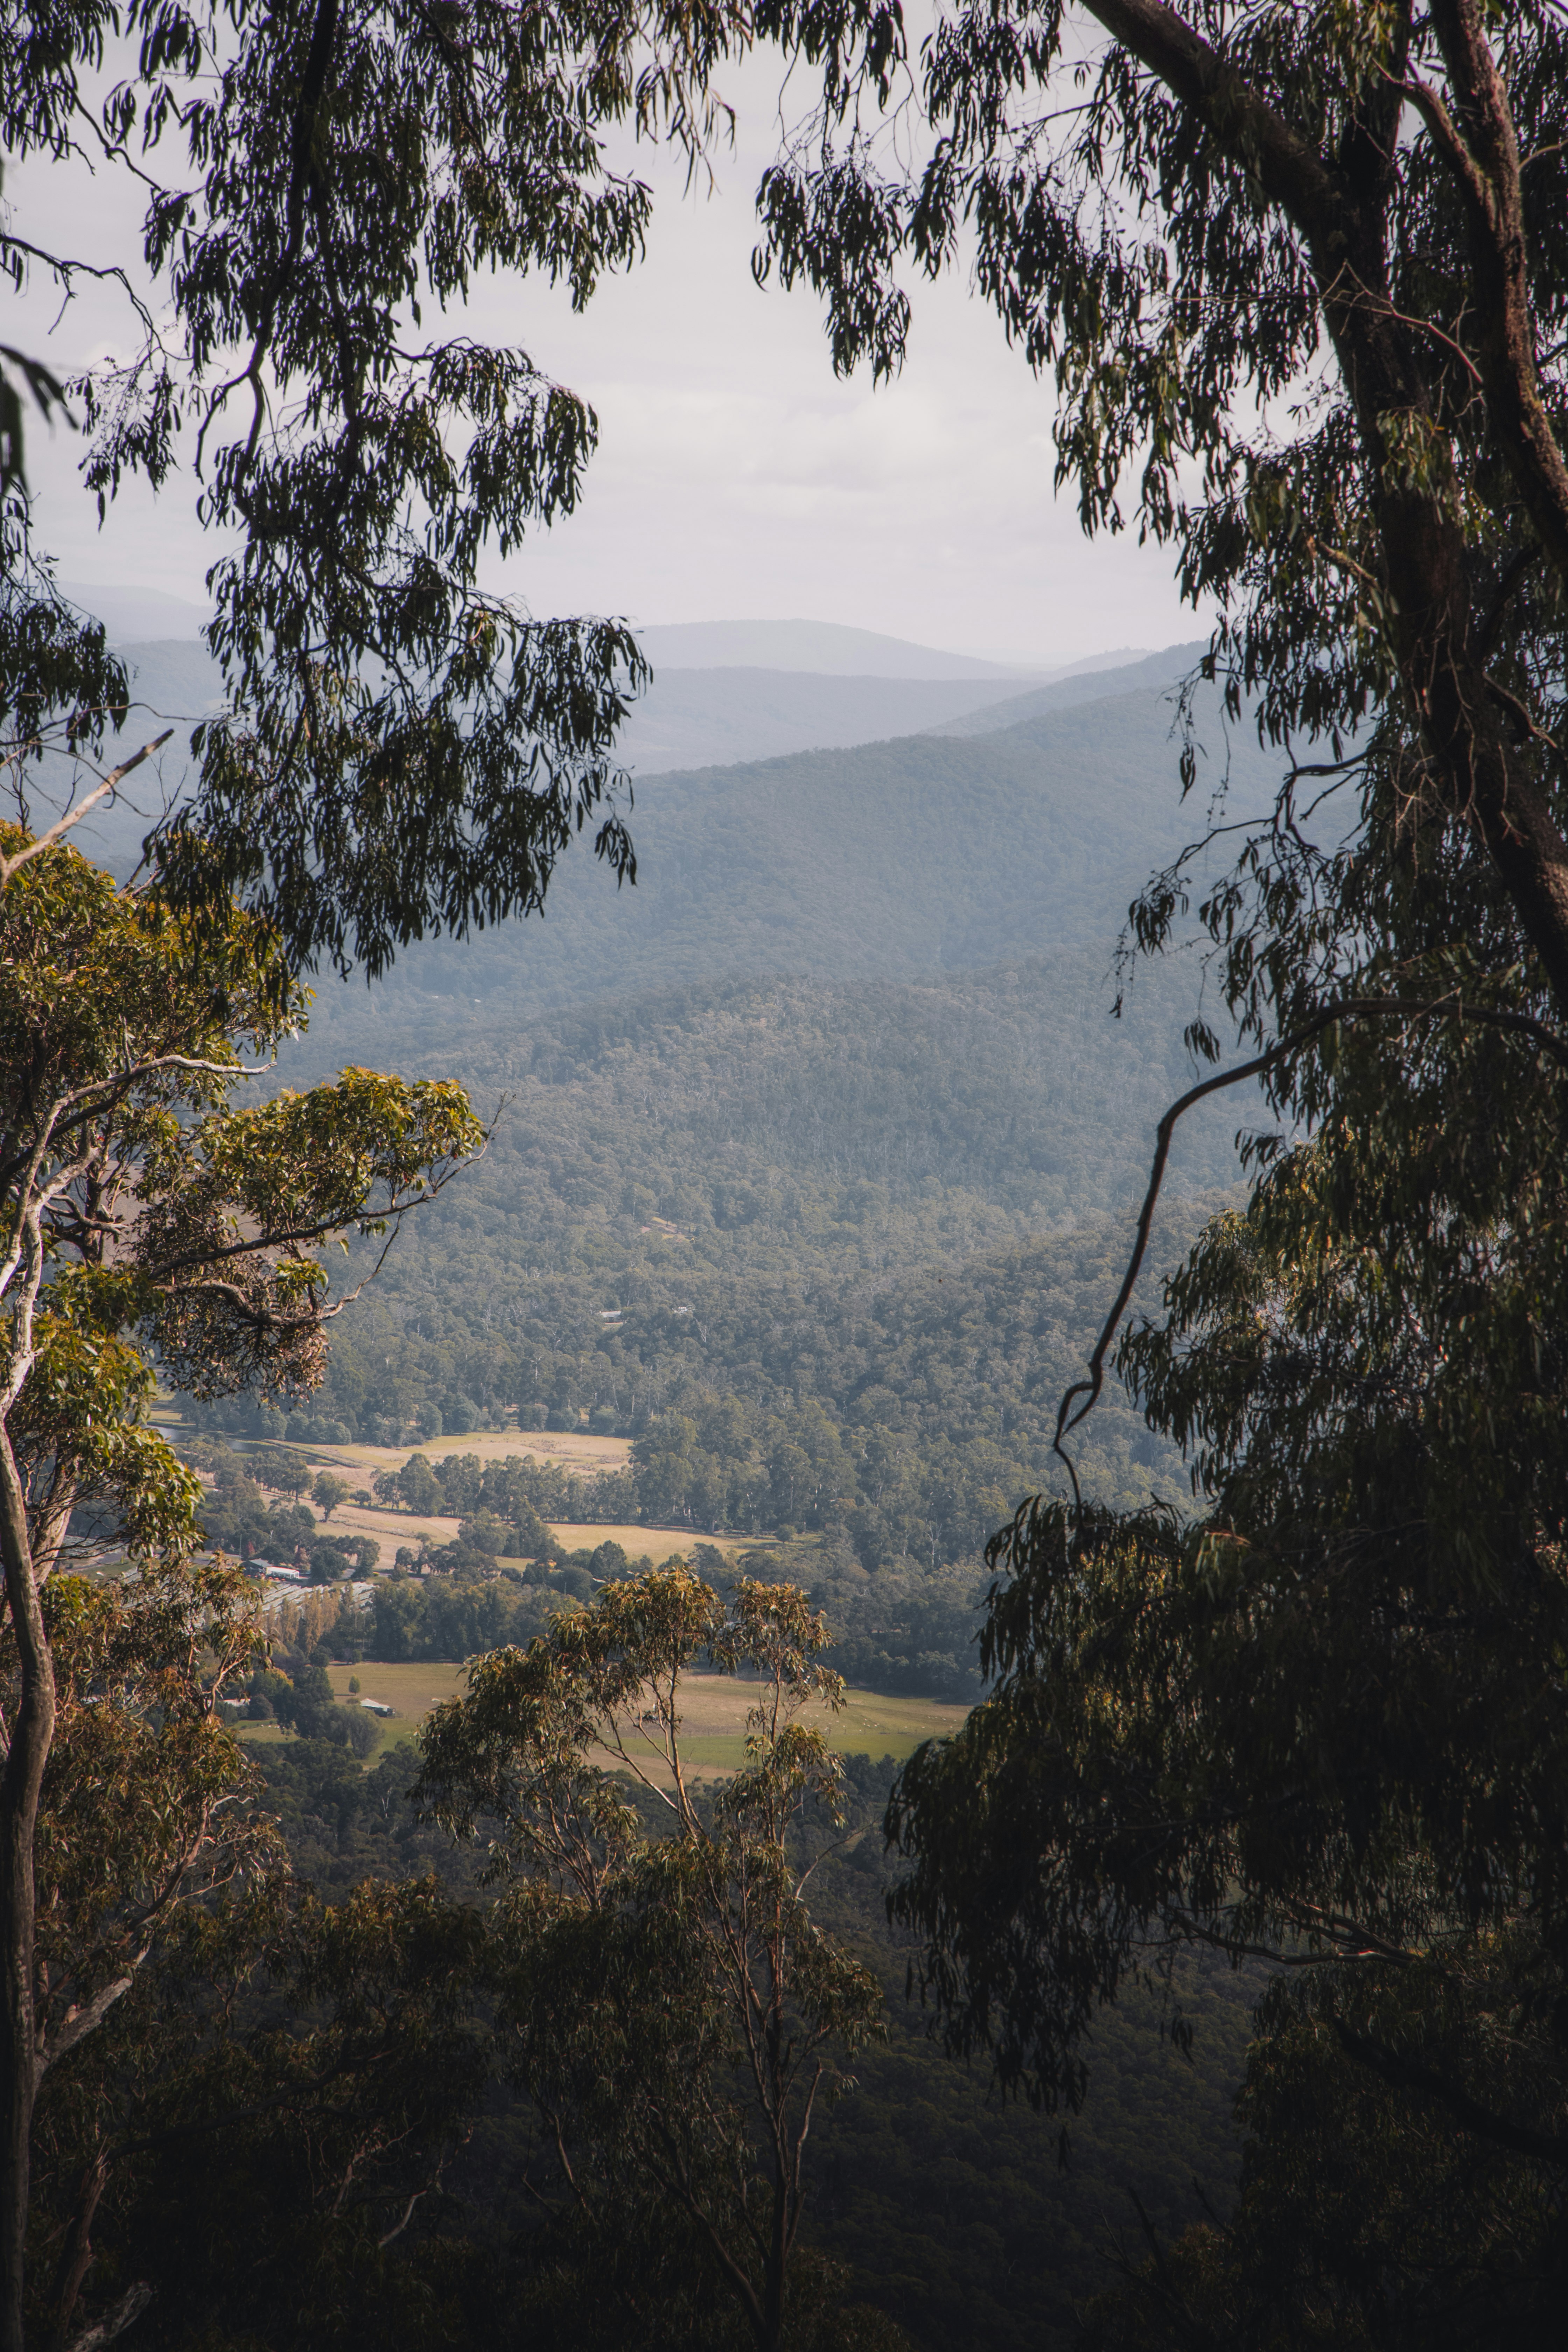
[0,1430,52,2352]
[1084,0,1568,1016]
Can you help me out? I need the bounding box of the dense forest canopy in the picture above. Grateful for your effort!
[17,0,1568,2345]
[184,958,1244,1603]
[275,678,1287,1055]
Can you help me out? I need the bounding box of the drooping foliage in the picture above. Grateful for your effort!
[0,0,903,972]
[737,1,1568,2305]
[416,1566,889,2352]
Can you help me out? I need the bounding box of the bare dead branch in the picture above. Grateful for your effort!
[0,734,174,889]
[1053,992,1568,1504]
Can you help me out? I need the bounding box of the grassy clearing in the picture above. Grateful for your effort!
[232,1721,291,1747]
[328,1660,468,1717]
[282,1504,758,1565]
[288,1661,967,1775]
[669,1676,965,1773]
[542,1524,772,1562]
[152,1400,633,1480]
[155,1405,761,1571]
[236,1652,965,1775]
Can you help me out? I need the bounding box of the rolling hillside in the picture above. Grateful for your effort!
[94,615,1266,1563]
[284,673,1269,1063]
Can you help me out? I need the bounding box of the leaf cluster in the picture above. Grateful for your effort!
[416,1566,884,2352]
[0,835,485,1574]
[1,0,798,971]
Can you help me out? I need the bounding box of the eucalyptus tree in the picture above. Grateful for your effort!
[0,830,485,2350]
[1,0,723,966]
[416,1566,887,2352]
[27,1856,492,2352]
[9,1553,282,2352]
[0,0,914,971]
[760,0,1568,1017]
[748,0,1568,2265]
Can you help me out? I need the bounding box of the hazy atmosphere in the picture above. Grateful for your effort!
[13,31,1199,664]
[7,10,1567,2352]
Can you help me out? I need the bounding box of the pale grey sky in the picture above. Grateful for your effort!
[12,38,1202,668]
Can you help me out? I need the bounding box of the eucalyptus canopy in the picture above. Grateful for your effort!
[0,833,486,2350]
[1,0,863,968]
[749,0,1568,2259]
[762,0,1568,1025]
[416,1565,886,2352]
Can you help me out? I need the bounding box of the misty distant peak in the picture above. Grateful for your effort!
[61,581,212,643]
[635,618,1042,680]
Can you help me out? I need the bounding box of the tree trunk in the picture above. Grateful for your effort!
[0,1429,54,2352]
[1084,0,1568,1020]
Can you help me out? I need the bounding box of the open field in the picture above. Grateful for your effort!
[245,1663,971,1775]
[310,1427,633,1477]
[156,1408,769,1568]
[152,1401,632,1479]
[328,1659,470,1717]
[533,1523,771,1562]
[279,1499,763,1566]
[666,1679,969,1773]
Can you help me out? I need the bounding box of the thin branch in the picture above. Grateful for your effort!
[0,734,173,888]
[39,1975,137,2074]
[1478,543,1541,655]
[1052,992,1568,1503]
[1330,2021,1568,2164]
[60,2282,153,2352]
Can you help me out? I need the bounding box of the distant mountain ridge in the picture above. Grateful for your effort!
[597,666,1045,770]
[48,635,1208,870]
[631,617,1040,678]
[930,642,1210,735]
[284,676,1272,1070]
[60,588,1157,685]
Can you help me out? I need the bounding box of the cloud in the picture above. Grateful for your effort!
[13,44,1201,668]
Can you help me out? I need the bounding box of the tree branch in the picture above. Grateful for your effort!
[60,2282,153,2352]
[1082,2,1356,248]
[0,734,173,889]
[1053,992,1568,1503]
[1330,2019,1568,2164]
[1423,1,1568,585]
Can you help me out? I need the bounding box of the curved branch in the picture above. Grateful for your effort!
[1330,2019,1568,2164]
[0,734,173,889]
[1426,0,1568,588]
[1052,993,1568,1503]
[61,2281,153,2352]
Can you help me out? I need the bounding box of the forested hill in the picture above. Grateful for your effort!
[59,626,1197,875]
[241,962,1248,1560]
[929,640,1210,735]
[247,682,1273,1567]
[285,676,1279,1063]
[205,656,1268,1587]
[300,954,1250,1264]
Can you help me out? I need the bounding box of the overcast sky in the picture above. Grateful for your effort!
[13,40,1202,669]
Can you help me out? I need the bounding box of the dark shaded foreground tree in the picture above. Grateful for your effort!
[9,1559,487,2350]
[886,1109,1568,2331]
[416,1567,903,2352]
[29,1859,494,2352]
[1077,1939,1568,2347]
[6,1559,277,2351]
[744,1,1568,2315]
[0,0,900,972]
[0,831,484,2348]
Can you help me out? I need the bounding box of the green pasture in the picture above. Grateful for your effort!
[236,1664,966,1773]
